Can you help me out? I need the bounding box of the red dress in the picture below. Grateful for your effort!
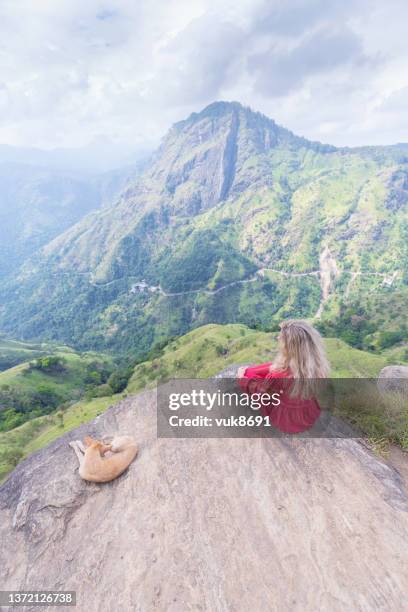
[238,362,321,434]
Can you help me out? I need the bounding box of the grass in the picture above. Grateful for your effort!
[0,348,113,399]
[127,324,392,393]
[332,382,408,451]
[1,352,82,390]
[0,336,53,372]
[382,344,408,364]
[0,336,80,364]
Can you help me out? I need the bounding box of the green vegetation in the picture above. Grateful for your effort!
[332,382,408,450]
[0,343,140,434]
[0,336,52,372]
[156,229,257,292]
[106,367,134,393]
[318,289,408,352]
[29,355,67,373]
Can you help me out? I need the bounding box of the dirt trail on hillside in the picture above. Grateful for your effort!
[129,262,398,317]
[1,380,408,611]
[52,263,399,318]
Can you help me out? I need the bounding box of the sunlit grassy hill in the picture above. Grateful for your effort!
[0,336,53,371]
[0,348,108,388]
[0,347,113,438]
[127,323,390,392]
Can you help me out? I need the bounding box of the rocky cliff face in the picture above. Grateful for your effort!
[1,374,408,611]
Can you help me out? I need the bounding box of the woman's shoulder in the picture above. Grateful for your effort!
[266,367,292,379]
[244,362,273,376]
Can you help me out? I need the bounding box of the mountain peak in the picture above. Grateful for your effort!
[154,100,295,214]
[173,100,275,131]
[188,100,249,119]
[171,100,336,156]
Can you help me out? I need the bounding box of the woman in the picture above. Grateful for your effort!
[238,320,330,433]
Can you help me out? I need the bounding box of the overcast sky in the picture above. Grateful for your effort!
[0,0,407,152]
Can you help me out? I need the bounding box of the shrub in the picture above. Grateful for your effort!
[377,330,407,350]
[215,344,228,356]
[85,370,102,386]
[107,367,133,393]
[29,356,67,374]
[0,408,25,431]
[92,384,113,398]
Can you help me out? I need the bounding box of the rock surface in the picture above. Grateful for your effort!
[1,382,408,611]
[378,365,408,395]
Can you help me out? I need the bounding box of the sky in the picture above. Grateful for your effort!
[0,0,407,153]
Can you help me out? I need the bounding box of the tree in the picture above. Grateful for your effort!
[107,367,133,393]
[85,370,102,386]
[29,355,66,374]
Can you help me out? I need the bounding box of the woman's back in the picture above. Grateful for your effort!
[239,362,321,433]
[238,320,330,434]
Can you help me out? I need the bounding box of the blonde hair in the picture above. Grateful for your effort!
[273,319,330,398]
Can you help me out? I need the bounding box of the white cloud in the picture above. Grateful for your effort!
[0,0,407,149]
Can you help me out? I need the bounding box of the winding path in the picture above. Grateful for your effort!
[52,260,400,319]
[130,263,398,320]
[130,267,321,298]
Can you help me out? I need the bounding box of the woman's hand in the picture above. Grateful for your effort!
[236,366,247,378]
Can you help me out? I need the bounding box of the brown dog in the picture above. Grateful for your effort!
[69,435,138,483]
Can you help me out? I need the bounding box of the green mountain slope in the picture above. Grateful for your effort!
[0,101,407,351]
[0,337,53,371]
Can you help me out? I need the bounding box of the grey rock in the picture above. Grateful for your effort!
[378,365,408,395]
[1,387,408,611]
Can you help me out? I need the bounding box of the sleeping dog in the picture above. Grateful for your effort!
[69,435,138,482]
